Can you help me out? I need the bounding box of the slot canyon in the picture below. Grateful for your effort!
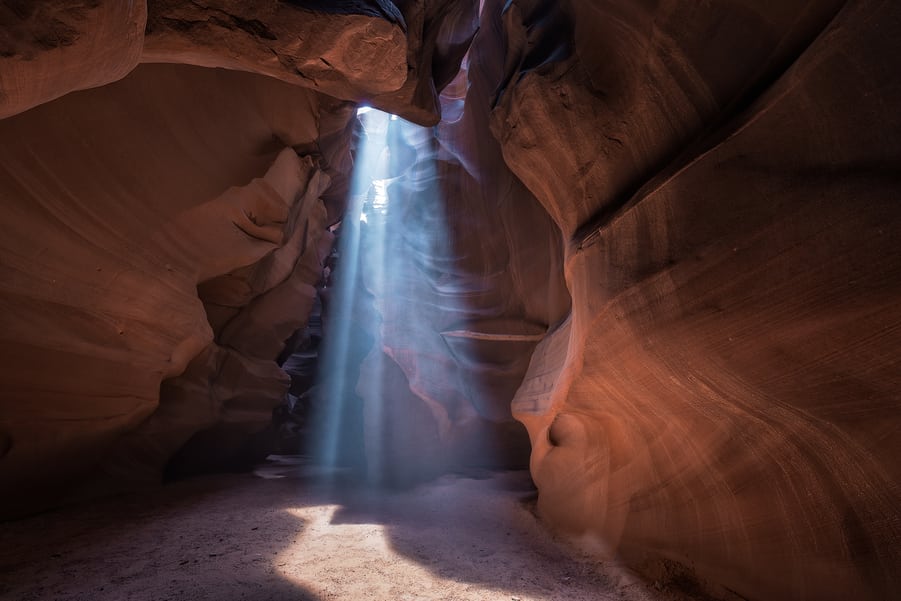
[1,1,899,600]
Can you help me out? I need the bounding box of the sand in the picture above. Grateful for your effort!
[0,459,698,601]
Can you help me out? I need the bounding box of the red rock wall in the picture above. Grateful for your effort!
[1,2,899,599]
[0,63,352,515]
[0,0,479,515]
[0,2,146,119]
[490,0,901,599]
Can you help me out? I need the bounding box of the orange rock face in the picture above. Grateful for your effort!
[143,1,408,101]
[0,1,146,118]
[0,63,349,514]
[1,1,901,600]
[492,0,901,599]
[0,0,476,515]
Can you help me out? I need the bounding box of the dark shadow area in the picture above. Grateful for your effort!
[0,475,320,601]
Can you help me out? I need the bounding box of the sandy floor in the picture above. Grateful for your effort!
[0,458,699,601]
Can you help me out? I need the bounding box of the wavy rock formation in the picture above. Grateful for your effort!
[0,1,146,118]
[0,63,353,514]
[0,0,482,516]
[491,0,901,599]
[143,0,408,102]
[1,1,900,600]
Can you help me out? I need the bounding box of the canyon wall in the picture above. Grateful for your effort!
[0,63,351,514]
[0,0,479,516]
[1,1,900,600]
[490,0,901,599]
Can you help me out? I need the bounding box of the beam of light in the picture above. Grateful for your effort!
[317,95,527,483]
[314,105,469,485]
[314,107,391,476]
[358,114,392,485]
[316,91,526,484]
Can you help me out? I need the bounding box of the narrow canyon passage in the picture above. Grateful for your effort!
[1,1,900,600]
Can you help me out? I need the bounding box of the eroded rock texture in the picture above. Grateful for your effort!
[0,0,482,515]
[0,63,352,513]
[1,0,900,600]
[0,1,146,118]
[143,0,408,102]
[491,0,901,599]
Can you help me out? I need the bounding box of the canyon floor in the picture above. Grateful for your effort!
[0,458,700,601]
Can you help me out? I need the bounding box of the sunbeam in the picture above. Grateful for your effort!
[314,106,483,485]
[314,107,391,477]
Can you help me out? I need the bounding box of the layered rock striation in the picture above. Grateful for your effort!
[1,1,900,600]
[0,63,349,514]
[491,0,901,599]
[0,0,478,516]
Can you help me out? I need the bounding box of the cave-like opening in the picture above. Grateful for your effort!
[2,0,900,599]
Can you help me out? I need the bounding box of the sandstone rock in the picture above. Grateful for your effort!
[1,3,900,601]
[493,0,847,239]
[143,0,408,102]
[369,0,480,124]
[142,0,480,126]
[196,158,330,330]
[0,0,488,515]
[0,1,146,119]
[494,0,901,598]
[0,63,353,516]
[163,345,293,477]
